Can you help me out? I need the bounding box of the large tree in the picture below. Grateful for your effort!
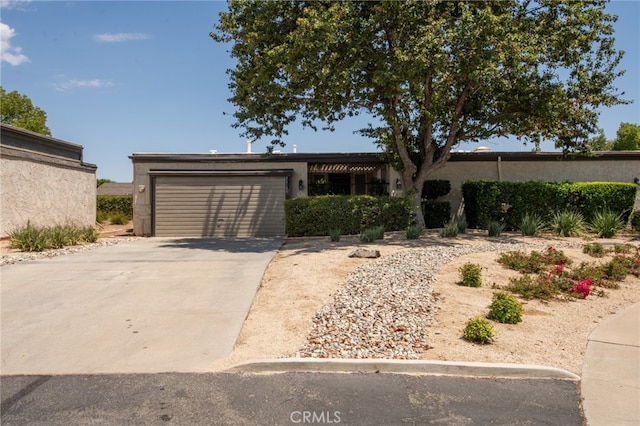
[0,86,51,136]
[611,122,640,150]
[212,0,628,226]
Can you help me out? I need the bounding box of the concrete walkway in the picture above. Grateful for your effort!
[582,301,640,426]
[1,238,281,375]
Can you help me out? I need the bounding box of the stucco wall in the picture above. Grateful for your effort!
[131,155,307,236]
[1,156,96,236]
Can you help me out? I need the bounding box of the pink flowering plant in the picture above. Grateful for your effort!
[570,278,592,299]
[500,244,639,301]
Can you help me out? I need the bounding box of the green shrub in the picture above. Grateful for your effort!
[359,226,384,243]
[9,221,46,252]
[462,180,636,230]
[583,243,606,257]
[80,227,99,243]
[456,220,468,234]
[487,221,506,237]
[405,224,423,240]
[590,209,623,238]
[422,200,451,228]
[440,221,459,238]
[9,222,98,252]
[488,292,523,324]
[329,228,341,242]
[285,195,413,237]
[109,212,130,225]
[497,247,570,273]
[463,317,495,344]
[507,274,559,300]
[571,262,610,287]
[459,263,482,287]
[550,209,585,237]
[96,195,133,214]
[630,210,640,231]
[96,210,110,223]
[519,212,546,237]
[422,180,451,199]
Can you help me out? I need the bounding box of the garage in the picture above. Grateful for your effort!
[151,170,291,237]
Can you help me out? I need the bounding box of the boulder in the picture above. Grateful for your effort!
[348,248,381,258]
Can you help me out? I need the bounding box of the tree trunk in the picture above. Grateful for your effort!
[412,190,425,228]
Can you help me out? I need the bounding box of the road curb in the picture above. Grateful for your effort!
[226,358,580,380]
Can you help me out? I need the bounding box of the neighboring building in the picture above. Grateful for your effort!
[97,182,134,196]
[1,123,97,237]
[130,150,640,238]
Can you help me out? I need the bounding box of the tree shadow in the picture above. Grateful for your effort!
[156,238,282,254]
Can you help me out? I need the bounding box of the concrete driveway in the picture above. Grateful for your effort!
[1,238,281,375]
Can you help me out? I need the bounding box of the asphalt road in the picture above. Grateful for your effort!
[1,372,584,425]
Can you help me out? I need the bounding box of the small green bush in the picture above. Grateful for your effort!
[630,210,640,231]
[96,210,110,223]
[497,247,570,273]
[612,243,638,254]
[507,274,559,300]
[583,243,606,258]
[9,222,98,252]
[440,221,459,238]
[360,226,384,243]
[463,317,495,344]
[329,228,341,242]
[459,263,482,287]
[488,292,523,324]
[519,213,546,237]
[405,224,423,240]
[81,227,99,243]
[456,220,468,234]
[487,221,505,237]
[590,209,623,238]
[550,209,585,237]
[108,212,130,225]
[9,221,46,252]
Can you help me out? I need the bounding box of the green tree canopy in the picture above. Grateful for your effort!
[586,128,613,151]
[612,122,640,150]
[0,86,51,136]
[213,0,628,226]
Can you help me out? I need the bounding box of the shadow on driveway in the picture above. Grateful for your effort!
[157,238,282,253]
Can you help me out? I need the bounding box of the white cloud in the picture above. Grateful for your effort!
[0,0,32,10]
[51,78,114,92]
[0,22,29,66]
[94,32,151,43]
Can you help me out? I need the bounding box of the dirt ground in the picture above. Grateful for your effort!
[215,230,640,375]
[3,224,638,376]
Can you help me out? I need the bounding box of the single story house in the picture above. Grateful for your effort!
[1,123,97,237]
[130,150,639,238]
[97,182,134,196]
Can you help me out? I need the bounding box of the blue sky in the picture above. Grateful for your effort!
[1,0,639,182]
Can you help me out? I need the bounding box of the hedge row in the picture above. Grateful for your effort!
[285,195,414,237]
[96,195,133,214]
[462,181,637,230]
[423,200,451,228]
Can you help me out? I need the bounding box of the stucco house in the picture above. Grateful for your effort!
[130,149,639,238]
[97,182,134,196]
[0,123,97,237]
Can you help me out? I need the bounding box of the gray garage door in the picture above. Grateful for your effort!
[154,175,286,237]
